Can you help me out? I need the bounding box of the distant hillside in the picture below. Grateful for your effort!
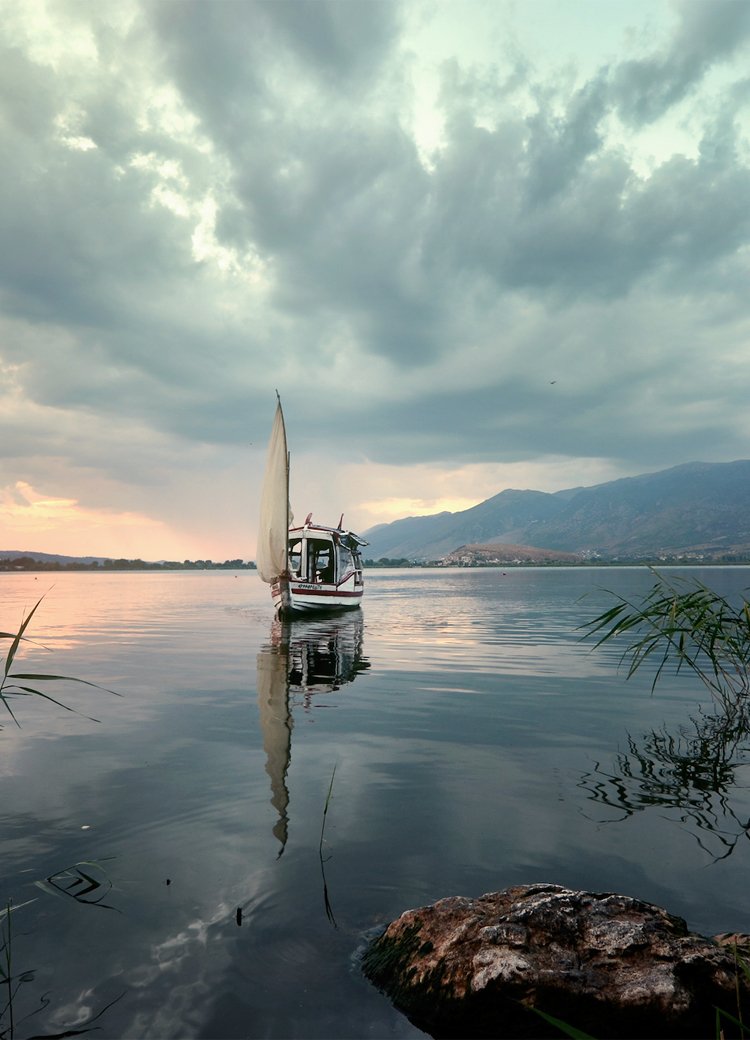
[363,461,750,562]
[0,550,109,565]
[443,543,581,566]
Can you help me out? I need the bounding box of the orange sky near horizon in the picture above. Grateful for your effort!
[0,481,210,561]
[1,452,634,562]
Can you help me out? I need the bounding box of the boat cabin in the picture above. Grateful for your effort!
[288,519,365,587]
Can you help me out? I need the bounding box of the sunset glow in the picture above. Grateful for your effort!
[0,482,195,560]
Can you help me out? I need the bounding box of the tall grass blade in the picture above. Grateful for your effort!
[580,570,750,708]
[713,1006,749,1037]
[8,674,120,696]
[2,687,101,723]
[0,596,120,727]
[530,1006,597,1038]
[1,900,14,1040]
[34,860,119,912]
[319,764,337,855]
[0,696,20,728]
[0,903,35,924]
[4,597,46,679]
[318,766,338,928]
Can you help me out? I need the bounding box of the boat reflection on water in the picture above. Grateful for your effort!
[256,612,370,855]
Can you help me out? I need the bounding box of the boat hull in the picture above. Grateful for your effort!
[272,575,364,616]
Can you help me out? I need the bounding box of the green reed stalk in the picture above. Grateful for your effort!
[1,902,14,1040]
[581,570,750,710]
[318,766,338,928]
[319,764,337,856]
[0,595,120,727]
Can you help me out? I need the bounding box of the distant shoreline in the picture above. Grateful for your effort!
[364,557,750,569]
[2,557,749,574]
[0,555,256,572]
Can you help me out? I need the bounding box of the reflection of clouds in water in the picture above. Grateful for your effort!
[40,868,281,1039]
[45,986,111,1033]
[384,640,619,678]
[149,916,212,974]
[366,607,624,680]
[127,916,219,1038]
[122,880,272,1038]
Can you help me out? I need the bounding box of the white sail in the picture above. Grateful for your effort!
[257,400,289,584]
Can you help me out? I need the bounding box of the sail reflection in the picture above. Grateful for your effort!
[256,613,369,855]
[580,702,750,861]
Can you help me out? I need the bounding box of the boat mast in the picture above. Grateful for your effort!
[285,442,290,576]
[277,390,290,577]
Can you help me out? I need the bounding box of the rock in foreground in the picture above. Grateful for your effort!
[362,883,750,1038]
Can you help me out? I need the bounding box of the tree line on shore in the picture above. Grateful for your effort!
[3,554,749,574]
[0,556,256,572]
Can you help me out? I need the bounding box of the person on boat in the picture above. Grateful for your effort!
[314,547,334,583]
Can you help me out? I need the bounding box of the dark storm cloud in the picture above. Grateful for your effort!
[1,0,749,506]
[0,43,188,327]
[612,0,750,125]
[246,122,440,363]
[317,286,747,472]
[140,0,750,387]
[0,26,276,449]
[523,74,610,206]
[260,0,403,84]
[425,55,750,304]
[145,0,440,365]
[144,0,402,140]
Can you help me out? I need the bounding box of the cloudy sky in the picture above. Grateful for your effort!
[1,0,749,561]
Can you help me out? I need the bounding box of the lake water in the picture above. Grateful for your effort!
[2,567,750,1038]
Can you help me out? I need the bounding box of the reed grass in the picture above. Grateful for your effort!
[1,599,124,1038]
[0,902,14,1040]
[35,859,119,913]
[0,881,123,1040]
[319,764,337,856]
[714,942,750,1038]
[319,765,338,928]
[581,570,750,710]
[1,900,39,1040]
[530,1006,596,1038]
[0,595,120,727]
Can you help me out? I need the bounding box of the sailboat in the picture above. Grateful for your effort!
[256,397,368,616]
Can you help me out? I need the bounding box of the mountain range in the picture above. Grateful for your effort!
[0,550,109,565]
[362,461,750,562]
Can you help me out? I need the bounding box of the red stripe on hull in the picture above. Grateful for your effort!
[291,587,362,599]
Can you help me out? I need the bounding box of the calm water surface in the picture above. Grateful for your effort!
[2,567,750,1038]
